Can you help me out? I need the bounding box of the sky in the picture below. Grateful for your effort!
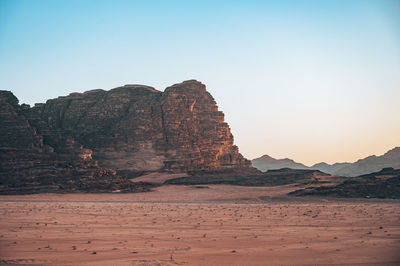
[0,0,399,166]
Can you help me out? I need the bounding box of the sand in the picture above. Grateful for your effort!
[0,185,399,265]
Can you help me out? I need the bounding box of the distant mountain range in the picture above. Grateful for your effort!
[252,147,400,177]
[251,155,309,171]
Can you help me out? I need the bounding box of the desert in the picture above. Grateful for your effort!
[2,1,400,264]
[1,80,399,266]
[1,185,399,265]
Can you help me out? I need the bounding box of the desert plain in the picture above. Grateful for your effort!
[0,184,399,266]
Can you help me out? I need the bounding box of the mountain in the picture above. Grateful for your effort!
[310,147,400,177]
[252,147,400,177]
[27,80,252,175]
[251,155,309,172]
[310,162,351,175]
[1,80,256,194]
[290,167,400,199]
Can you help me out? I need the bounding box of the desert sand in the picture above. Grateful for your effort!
[1,185,399,265]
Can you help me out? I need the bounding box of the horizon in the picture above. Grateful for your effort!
[1,0,399,165]
[253,146,399,167]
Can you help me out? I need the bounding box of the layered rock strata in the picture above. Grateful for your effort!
[0,91,152,194]
[1,80,254,193]
[25,80,251,176]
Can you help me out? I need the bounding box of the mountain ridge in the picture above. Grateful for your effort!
[252,154,309,171]
[252,147,400,177]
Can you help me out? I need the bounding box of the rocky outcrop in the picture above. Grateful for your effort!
[165,168,338,187]
[290,168,400,198]
[25,80,252,177]
[1,80,254,193]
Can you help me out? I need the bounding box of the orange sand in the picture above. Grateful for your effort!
[0,185,399,265]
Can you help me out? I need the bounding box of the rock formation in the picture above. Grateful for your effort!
[25,80,251,176]
[0,90,153,194]
[165,168,338,187]
[290,168,400,199]
[0,80,254,193]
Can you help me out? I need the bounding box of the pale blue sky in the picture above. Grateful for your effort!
[1,0,399,165]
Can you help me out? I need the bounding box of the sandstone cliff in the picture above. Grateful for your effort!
[1,80,254,193]
[26,80,251,177]
[0,91,152,194]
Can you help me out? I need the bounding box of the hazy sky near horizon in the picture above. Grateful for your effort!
[1,0,399,165]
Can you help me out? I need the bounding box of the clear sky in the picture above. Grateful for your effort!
[1,0,399,165]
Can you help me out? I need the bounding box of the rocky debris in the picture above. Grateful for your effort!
[1,80,253,194]
[289,168,400,198]
[165,168,337,187]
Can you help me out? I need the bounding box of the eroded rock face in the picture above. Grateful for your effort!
[159,81,250,172]
[0,90,151,194]
[1,80,253,186]
[32,80,251,176]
